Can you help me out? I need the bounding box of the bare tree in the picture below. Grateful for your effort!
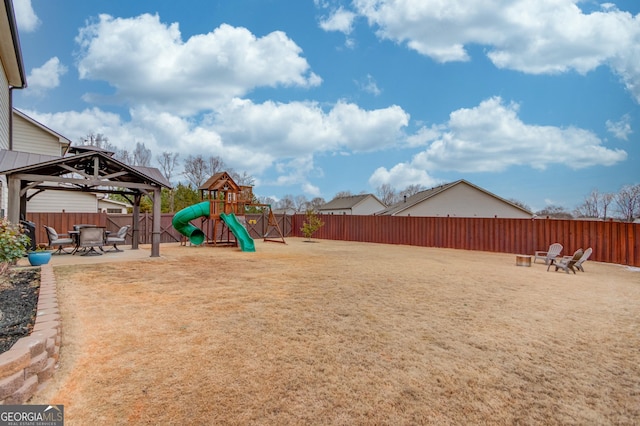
[259,196,277,206]
[508,198,531,212]
[230,171,255,186]
[615,184,640,222]
[115,149,132,165]
[276,194,296,210]
[309,197,326,211]
[400,184,424,198]
[575,189,618,219]
[294,195,309,212]
[157,152,179,183]
[79,133,135,165]
[207,156,226,175]
[183,154,209,188]
[333,191,352,199]
[80,133,110,149]
[602,192,615,219]
[132,142,152,167]
[376,184,396,206]
[157,151,179,212]
[535,205,573,219]
[574,189,601,218]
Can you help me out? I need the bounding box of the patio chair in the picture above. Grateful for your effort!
[574,247,593,272]
[105,225,130,252]
[77,226,107,256]
[534,243,563,265]
[43,225,74,255]
[548,248,584,274]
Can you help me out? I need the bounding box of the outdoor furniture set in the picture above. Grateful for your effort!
[44,224,130,256]
[534,243,593,274]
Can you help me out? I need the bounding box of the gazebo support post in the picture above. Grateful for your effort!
[6,176,21,223]
[131,194,141,250]
[151,188,161,257]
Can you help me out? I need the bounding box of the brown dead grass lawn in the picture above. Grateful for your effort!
[31,238,640,425]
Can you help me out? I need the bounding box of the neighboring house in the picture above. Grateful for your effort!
[25,191,132,214]
[376,179,533,218]
[9,109,125,213]
[272,207,297,215]
[0,0,27,217]
[98,197,131,214]
[318,194,387,215]
[12,109,70,156]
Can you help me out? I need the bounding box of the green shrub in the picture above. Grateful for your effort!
[0,218,30,272]
[301,210,324,240]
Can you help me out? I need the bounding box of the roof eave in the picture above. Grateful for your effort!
[1,0,26,88]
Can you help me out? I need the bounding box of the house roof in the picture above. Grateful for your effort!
[1,0,26,88]
[376,179,532,216]
[0,149,171,191]
[319,194,384,211]
[13,109,72,151]
[0,150,59,172]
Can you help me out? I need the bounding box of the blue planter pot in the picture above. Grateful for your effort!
[28,251,52,266]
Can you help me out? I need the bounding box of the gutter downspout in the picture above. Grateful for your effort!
[6,0,28,150]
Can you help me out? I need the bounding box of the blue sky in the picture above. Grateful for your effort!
[11,0,640,211]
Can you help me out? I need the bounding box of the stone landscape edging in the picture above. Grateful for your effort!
[0,264,61,404]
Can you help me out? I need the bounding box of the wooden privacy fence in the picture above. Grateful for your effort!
[25,212,639,267]
[25,212,293,247]
[289,215,640,267]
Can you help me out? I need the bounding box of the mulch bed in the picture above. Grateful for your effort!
[0,268,40,354]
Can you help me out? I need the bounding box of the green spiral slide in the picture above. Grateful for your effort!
[172,201,255,252]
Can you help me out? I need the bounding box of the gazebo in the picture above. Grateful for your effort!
[0,147,171,257]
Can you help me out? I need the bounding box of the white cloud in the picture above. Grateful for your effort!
[319,7,357,34]
[368,163,440,190]
[357,74,381,96]
[24,97,409,192]
[13,0,40,32]
[75,14,321,115]
[25,58,67,94]
[606,114,633,140]
[211,98,409,156]
[352,0,640,101]
[370,96,627,188]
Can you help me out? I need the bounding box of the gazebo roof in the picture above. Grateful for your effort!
[0,149,171,193]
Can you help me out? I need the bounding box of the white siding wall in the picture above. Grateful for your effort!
[98,199,128,213]
[12,113,63,155]
[0,177,6,218]
[27,190,98,213]
[1,67,9,216]
[0,69,8,150]
[352,197,386,215]
[320,209,349,215]
[399,183,531,218]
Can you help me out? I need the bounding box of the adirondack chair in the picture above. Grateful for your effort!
[574,247,593,272]
[534,243,563,265]
[549,248,584,274]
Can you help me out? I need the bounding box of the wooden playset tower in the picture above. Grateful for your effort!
[197,171,285,245]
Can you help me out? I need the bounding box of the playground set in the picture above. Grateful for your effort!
[172,171,285,252]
